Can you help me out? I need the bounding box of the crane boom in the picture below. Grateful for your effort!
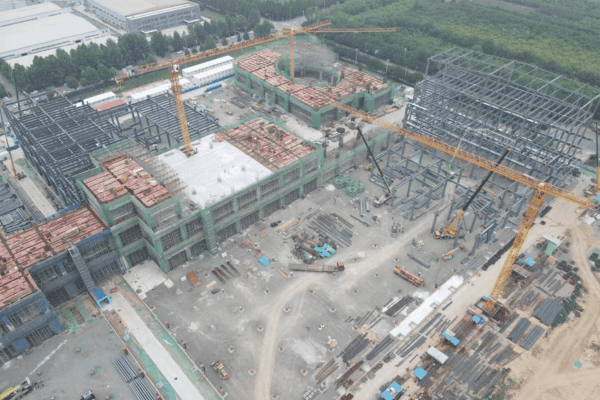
[311,28,398,33]
[484,187,546,312]
[333,102,594,209]
[436,147,511,239]
[333,101,592,315]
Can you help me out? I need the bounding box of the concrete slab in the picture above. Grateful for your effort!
[158,134,272,208]
[123,260,168,299]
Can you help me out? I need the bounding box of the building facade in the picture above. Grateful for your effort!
[0,206,125,365]
[84,0,201,33]
[75,115,392,274]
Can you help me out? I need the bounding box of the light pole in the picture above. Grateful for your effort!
[385,59,389,76]
[355,48,358,64]
[142,52,146,64]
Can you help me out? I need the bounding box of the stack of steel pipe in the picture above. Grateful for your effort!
[129,379,154,400]
[114,356,137,382]
[365,336,394,361]
[340,333,369,363]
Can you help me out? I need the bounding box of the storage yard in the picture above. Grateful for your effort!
[1,27,600,400]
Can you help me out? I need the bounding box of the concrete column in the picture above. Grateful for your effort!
[406,178,413,198]
[469,234,482,256]
[409,200,417,220]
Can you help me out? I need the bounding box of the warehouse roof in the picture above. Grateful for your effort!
[91,0,191,17]
[0,14,102,56]
[0,3,61,24]
[192,63,233,81]
[84,91,117,105]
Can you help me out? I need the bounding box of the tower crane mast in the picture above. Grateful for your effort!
[333,101,593,313]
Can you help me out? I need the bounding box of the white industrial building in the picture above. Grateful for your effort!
[0,10,105,60]
[182,56,234,78]
[191,63,234,87]
[84,0,201,33]
[0,2,67,27]
[124,78,195,104]
[83,91,117,107]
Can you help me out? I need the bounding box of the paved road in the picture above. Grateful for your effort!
[110,292,208,400]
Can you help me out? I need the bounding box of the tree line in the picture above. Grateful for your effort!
[0,14,276,94]
[196,0,346,22]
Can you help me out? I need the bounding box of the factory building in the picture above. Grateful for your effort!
[84,0,201,33]
[0,2,66,27]
[76,116,391,273]
[234,49,394,129]
[0,4,104,60]
[0,206,124,365]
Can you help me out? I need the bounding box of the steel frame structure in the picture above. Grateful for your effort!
[129,94,220,150]
[4,92,125,209]
[403,48,595,187]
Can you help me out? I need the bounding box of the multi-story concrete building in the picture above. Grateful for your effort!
[76,116,391,273]
[84,0,201,33]
[234,49,395,129]
[0,206,125,365]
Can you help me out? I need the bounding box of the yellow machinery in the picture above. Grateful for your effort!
[168,64,195,156]
[442,247,462,261]
[333,101,594,314]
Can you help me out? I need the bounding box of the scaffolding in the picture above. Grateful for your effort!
[404,48,596,187]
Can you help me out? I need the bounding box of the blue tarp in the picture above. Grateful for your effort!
[390,381,402,393]
[258,256,270,267]
[442,332,460,346]
[414,367,427,379]
[381,391,393,400]
[524,258,535,266]
[595,196,600,203]
[472,316,484,325]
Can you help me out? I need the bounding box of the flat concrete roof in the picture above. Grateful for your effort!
[158,134,273,208]
[6,36,119,68]
[0,2,61,23]
[91,0,191,17]
[0,13,102,55]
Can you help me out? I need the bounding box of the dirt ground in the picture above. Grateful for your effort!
[508,224,600,400]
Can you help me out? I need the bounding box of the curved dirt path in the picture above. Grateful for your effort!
[510,225,600,400]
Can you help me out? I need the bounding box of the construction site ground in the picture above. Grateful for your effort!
[139,163,529,400]
[0,295,155,400]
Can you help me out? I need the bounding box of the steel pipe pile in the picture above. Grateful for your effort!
[114,356,137,382]
[129,379,154,400]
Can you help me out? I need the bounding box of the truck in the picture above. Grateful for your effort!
[0,378,32,400]
[393,266,424,286]
[211,361,229,380]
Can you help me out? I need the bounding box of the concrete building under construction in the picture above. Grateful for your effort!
[75,115,391,272]
[234,47,395,129]
[0,206,124,365]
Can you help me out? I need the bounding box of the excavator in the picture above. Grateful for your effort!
[434,148,511,240]
[442,245,466,261]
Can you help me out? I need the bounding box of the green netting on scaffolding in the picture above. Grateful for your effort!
[333,176,345,189]
[356,181,365,193]
[346,183,359,197]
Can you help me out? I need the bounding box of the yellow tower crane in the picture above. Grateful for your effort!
[121,21,396,156]
[333,101,594,313]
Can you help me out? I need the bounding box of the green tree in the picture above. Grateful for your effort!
[235,15,248,31]
[65,76,79,90]
[146,55,157,64]
[81,67,99,86]
[0,83,7,98]
[221,38,228,46]
[243,31,250,40]
[151,32,170,57]
[172,31,184,51]
[203,36,216,50]
[97,63,112,81]
[248,7,261,27]
[101,39,124,69]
